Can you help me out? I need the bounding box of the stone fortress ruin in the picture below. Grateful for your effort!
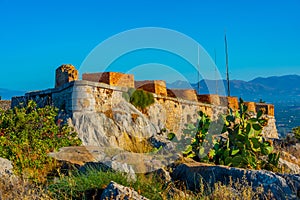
[11,64,278,140]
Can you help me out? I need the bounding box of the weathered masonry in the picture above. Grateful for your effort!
[11,64,278,138]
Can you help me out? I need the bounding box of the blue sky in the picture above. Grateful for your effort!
[0,0,299,91]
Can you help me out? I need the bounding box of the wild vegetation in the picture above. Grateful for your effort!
[183,99,280,171]
[0,101,81,182]
[0,100,298,199]
[292,126,300,141]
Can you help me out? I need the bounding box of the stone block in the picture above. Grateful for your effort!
[227,96,239,110]
[167,89,198,101]
[135,80,167,96]
[82,72,134,88]
[197,94,220,105]
[55,64,78,88]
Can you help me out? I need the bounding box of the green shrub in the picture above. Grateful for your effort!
[0,100,82,181]
[183,99,280,171]
[292,126,300,141]
[48,168,164,200]
[129,89,154,110]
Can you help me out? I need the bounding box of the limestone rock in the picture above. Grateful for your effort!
[48,146,96,166]
[100,181,149,200]
[71,100,158,150]
[103,161,136,181]
[112,101,157,139]
[279,158,300,174]
[147,168,171,183]
[0,157,13,177]
[171,162,300,200]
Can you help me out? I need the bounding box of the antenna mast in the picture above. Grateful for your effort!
[225,33,230,97]
[214,48,218,95]
[197,45,200,94]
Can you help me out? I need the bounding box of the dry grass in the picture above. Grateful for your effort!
[0,171,273,200]
[273,136,300,169]
[0,175,51,200]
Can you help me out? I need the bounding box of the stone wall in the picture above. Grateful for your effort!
[244,102,256,113]
[0,100,11,110]
[11,64,278,139]
[227,96,239,111]
[197,94,221,105]
[82,72,135,88]
[135,80,167,96]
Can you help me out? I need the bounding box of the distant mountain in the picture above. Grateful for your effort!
[0,88,25,100]
[168,75,300,104]
[167,80,194,89]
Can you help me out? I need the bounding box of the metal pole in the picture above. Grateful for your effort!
[197,45,200,94]
[225,34,230,97]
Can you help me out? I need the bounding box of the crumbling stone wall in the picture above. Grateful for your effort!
[256,103,274,116]
[55,64,78,88]
[0,100,11,110]
[82,72,135,88]
[135,80,167,96]
[11,79,278,138]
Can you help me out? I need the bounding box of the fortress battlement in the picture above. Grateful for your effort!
[11,64,278,138]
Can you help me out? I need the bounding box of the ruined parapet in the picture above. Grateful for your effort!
[82,72,134,88]
[135,80,167,96]
[167,89,198,101]
[244,102,256,113]
[55,64,78,88]
[197,94,220,105]
[256,103,274,116]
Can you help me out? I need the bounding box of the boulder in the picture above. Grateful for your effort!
[48,146,96,166]
[100,181,149,200]
[171,162,300,200]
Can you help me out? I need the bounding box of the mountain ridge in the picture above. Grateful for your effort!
[167,74,300,103]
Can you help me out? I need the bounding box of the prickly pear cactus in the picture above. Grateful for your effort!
[183,99,280,171]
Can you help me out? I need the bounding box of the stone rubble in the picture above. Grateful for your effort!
[100,181,149,200]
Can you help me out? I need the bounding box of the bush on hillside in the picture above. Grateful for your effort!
[127,89,155,111]
[0,100,81,181]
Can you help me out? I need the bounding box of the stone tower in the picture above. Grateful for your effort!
[55,64,78,88]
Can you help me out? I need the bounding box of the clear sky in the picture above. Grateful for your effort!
[0,0,299,91]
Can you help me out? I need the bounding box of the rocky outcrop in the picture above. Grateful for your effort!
[171,162,300,200]
[100,181,149,200]
[71,100,157,151]
[49,145,179,175]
